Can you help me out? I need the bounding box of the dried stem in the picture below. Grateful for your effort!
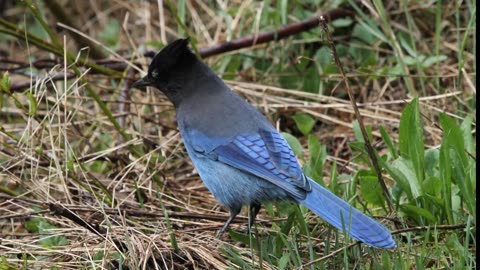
[318,16,394,213]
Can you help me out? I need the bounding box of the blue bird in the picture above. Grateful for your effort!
[132,38,396,249]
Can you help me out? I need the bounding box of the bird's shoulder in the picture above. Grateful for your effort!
[177,88,272,146]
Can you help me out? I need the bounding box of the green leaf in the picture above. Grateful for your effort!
[348,42,378,66]
[177,0,186,36]
[25,217,69,247]
[352,120,373,143]
[0,72,10,93]
[424,148,439,178]
[400,204,437,223]
[26,92,37,116]
[352,23,377,45]
[358,170,385,207]
[384,157,422,200]
[292,113,315,136]
[278,253,291,270]
[329,161,338,193]
[280,0,288,25]
[304,135,327,186]
[279,208,296,236]
[439,130,453,223]
[439,113,475,216]
[399,97,425,184]
[281,132,304,160]
[422,55,448,68]
[302,65,321,93]
[460,115,475,156]
[397,31,417,57]
[228,230,253,247]
[331,18,353,27]
[315,47,332,67]
[402,56,414,66]
[379,125,398,159]
[422,176,442,198]
[357,20,388,44]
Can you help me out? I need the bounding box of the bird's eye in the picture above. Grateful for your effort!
[151,69,159,78]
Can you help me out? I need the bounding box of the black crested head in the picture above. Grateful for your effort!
[148,38,195,81]
[132,38,202,106]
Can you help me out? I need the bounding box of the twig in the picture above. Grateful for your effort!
[48,203,128,252]
[3,6,354,92]
[318,16,394,213]
[302,242,359,267]
[198,7,353,58]
[391,223,467,234]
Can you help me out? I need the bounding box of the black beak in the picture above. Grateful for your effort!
[131,76,152,90]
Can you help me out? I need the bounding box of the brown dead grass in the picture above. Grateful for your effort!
[0,0,475,269]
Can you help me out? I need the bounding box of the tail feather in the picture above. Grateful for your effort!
[297,178,396,248]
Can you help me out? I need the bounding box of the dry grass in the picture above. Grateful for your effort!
[0,0,475,269]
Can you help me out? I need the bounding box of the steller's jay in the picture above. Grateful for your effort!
[132,38,396,249]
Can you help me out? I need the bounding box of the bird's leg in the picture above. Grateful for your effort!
[217,208,240,238]
[247,203,262,233]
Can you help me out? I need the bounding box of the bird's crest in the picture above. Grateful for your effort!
[148,38,194,78]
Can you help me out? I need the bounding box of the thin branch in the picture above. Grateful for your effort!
[48,203,128,252]
[318,16,394,213]
[198,7,354,58]
[2,6,354,92]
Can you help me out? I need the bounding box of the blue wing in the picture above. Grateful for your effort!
[187,128,396,248]
[199,129,311,199]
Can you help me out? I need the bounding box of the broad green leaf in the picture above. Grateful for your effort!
[399,97,425,184]
[303,66,321,93]
[25,217,69,247]
[228,230,253,246]
[400,204,437,223]
[422,176,442,198]
[352,23,377,45]
[424,148,439,178]
[357,20,388,43]
[348,42,378,66]
[292,113,315,136]
[403,56,419,66]
[315,46,332,66]
[439,113,475,216]
[384,157,421,200]
[224,55,241,80]
[278,254,291,270]
[358,170,385,207]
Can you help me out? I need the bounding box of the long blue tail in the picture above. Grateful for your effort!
[297,178,396,248]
